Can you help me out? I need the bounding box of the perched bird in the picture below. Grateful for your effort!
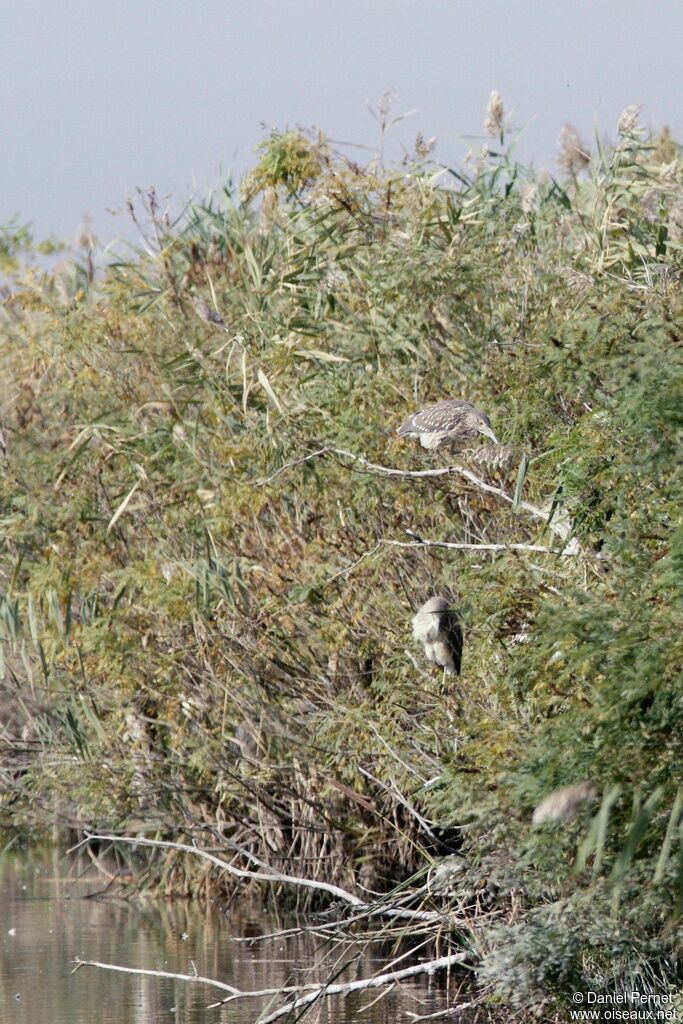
[532,781,599,826]
[193,297,227,328]
[398,399,498,451]
[465,442,519,484]
[412,596,463,675]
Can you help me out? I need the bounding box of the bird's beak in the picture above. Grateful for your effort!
[479,424,499,444]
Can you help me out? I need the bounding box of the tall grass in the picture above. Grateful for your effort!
[0,105,681,1011]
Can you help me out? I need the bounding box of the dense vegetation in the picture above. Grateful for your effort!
[1,104,681,1016]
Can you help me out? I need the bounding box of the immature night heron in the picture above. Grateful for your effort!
[398,399,498,451]
[532,781,598,826]
[412,596,463,676]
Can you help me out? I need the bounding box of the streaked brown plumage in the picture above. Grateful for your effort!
[397,399,498,451]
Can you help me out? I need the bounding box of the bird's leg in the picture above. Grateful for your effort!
[441,668,455,721]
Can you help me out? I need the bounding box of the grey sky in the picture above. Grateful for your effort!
[3,1,681,246]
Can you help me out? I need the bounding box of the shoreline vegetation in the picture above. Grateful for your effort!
[1,97,682,1019]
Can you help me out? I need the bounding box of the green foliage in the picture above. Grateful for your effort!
[1,116,681,1012]
[0,217,33,271]
[0,216,66,273]
[242,129,325,199]
[479,895,679,1010]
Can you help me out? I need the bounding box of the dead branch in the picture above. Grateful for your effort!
[384,531,581,557]
[73,951,470,1020]
[255,445,336,485]
[254,446,580,551]
[230,951,471,1022]
[405,1003,476,1021]
[73,832,364,907]
[327,531,578,585]
[327,539,384,580]
[73,832,448,924]
[358,765,444,849]
[72,958,239,996]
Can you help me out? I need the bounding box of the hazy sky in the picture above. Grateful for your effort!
[3,1,682,246]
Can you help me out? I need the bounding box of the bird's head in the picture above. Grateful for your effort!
[474,412,498,444]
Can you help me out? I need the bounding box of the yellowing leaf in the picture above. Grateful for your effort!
[294,349,350,364]
[107,480,141,534]
[257,368,285,413]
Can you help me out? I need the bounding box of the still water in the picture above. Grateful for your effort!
[0,847,455,1024]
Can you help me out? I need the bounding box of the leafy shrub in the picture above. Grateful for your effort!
[1,112,681,1012]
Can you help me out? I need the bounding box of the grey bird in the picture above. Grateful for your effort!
[397,399,498,451]
[412,596,463,675]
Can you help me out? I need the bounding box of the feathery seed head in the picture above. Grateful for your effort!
[557,124,590,175]
[325,257,347,291]
[428,855,466,892]
[415,133,437,160]
[521,182,539,215]
[377,90,395,119]
[617,104,642,136]
[484,91,505,137]
[76,220,96,251]
[260,187,279,229]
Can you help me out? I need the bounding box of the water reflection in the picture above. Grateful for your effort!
[0,847,459,1023]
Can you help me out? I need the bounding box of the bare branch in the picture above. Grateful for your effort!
[326,528,582,584]
[405,1003,476,1021]
[255,446,335,485]
[254,447,580,551]
[72,833,448,924]
[384,531,580,557]
[73,832,364,907]
[235,952,471,1023]
[73,951,471,1021]
[358,765,443,847]
[72,958,240,996]
[327,540,384,581]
